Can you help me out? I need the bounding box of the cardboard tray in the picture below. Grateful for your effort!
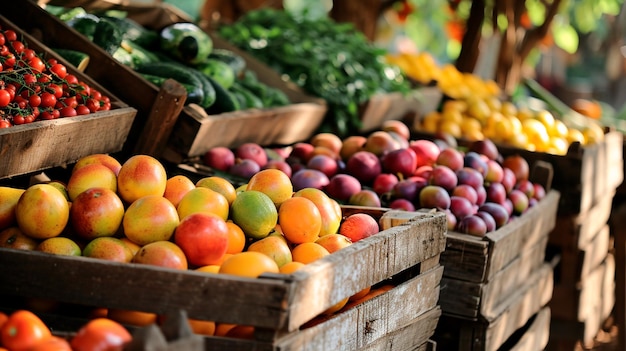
[0,207,446,335]
[0,13,137,179]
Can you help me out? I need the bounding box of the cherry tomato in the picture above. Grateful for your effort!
[14,96,27,109]
[0,33,5,46]
[12,115,25,125]
[37,74,52,84]
[28,94,41,108]
[64,74,78,85]
[86,98,100,113]
[47,58,58,66]
[0,45,8,56]
[40,92,56,109]
[28,57,45,73]
[3,53,15,68]
[10,40,24,54]
[49,63,67,79]
[0,89,10,107]
[70,318,131,351]
[90,89,102,101]
[62,96,78,109]
[4,30,17,42]
[0,119,11,128]
[0,310,51,351]
[76,104,91,115]
[59,106,77,117]
[22,73,36,86]
[22,48,35,60]
[47,83,63,99]
[32,106,40,119]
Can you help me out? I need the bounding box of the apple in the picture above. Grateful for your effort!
[203,147,235,172]
[381,148,418,178]
[409,139,440,168]
[236,142,268,168]
[372,173,399,195]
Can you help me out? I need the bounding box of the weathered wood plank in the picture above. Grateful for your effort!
[508,307,551,351]
[556,224,610,286]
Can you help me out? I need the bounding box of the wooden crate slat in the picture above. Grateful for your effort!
[508,307,551,351]
[555,224,610,286]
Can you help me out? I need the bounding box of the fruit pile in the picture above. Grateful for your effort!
[0,25,111,128]
[0,153,392,330]
[0,309,131,351]
[386,51,605,154]
[203,120,547,237]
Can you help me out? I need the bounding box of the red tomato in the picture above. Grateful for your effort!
[47,84,63,99]
[47,58,58,66]
[4,30,17,42]
[10,40,24,54]
[86,98,100,113]
[0,312,8,329]
[39,92,56,109]
[12,115,25,125]
[4,53,15,68]
[28,94,41,108]
[27,57,45,73]
[0,89,10,107]
[22,73,36,86]
[70,318,131,351]
[59,106,76,117]
[64,74,78,85]
[76,105,90,115]
[90,89,102,101]
[22,48,35,60]
[0,310,51,351]
[0,119,11,128]
[49,63,67,79]
[0,33,5,46]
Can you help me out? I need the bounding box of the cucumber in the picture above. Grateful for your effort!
[112,47,134,67]
[93,17,124,55]
[136,62,204,105]
[160,22,213,65]
[53,48,90,72]
[121,40,159,67]
[205,76,241,114]
[230,82,263,109]
[66,14,100,40]
[196,58,236,89]
[187,67,217,108]
[208,49,246,77]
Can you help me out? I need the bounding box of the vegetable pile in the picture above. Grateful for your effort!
[47,6,291,115]
[0,26,111,129]
[218,8,411,136]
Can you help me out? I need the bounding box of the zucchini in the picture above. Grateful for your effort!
[187,67,217,108]
[205,76,241,114]
[112,47,134,67]
[196,58,236,89]
[93,17,124,55]
[136,62,204,105]
[122,40,159,67]
[53,48,90,72]
[208,49,246,77]
[66,14,100,40]
[230,81,263,109]
[160,22,213,65]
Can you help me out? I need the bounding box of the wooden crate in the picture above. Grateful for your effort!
[0,208,446,338]
[0,13,137,179]
[548,190,615,251]
[507,307,551,351]
[358,87,442,133]
[433,262,554,351]
[7,0,184,158]
[550,253,616,327]
[551,224,611,287]
[440,189,559,284]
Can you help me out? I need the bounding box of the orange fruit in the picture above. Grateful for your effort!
[225,221,246,254]
[293,188,342,236]
[163,175,196,207]
[230,190,278,240]
[107,308,157,327]
[123,195,180,246]
[176,187,229,221]
[322,297,349,315]
[66,163,117,201]
[117,154,167,204]
[279,261,305,274]
[73,153,122,176]
[0,227,39,250]
[247,235,293,268]
[349,286,372,301]
[132,240,188,270]
[0,186,25,231]
[36,237,81,256]
[291,242,330,264]
[187,319,216,336]
[196,176,237,206]
[310,132,343,156]
[246,169,294,206]
[195,265,221,273]
[15,183,69,240]
[82,237,134,263]
[278,197,322,244]
[218,251,279,278]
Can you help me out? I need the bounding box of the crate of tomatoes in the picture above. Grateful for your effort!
[0,14,136,179]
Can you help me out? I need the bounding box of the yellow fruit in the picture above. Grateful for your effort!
[219,251,280,278]
[438,120,462,138]
[16,184,69,239]
[582,124,605,145]
[522,119,550,151]
[418,111,440,134]
[0,186,25,231]
[566,128,585,145]
[500,101,518,116]
[551,120,569,138]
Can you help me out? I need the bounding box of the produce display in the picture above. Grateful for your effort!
[218,8,411,136]
[46,6,291,114]
[388,51,606,155]
[0,25,111,128]
[201,120,547,237]
[0,152,398,330]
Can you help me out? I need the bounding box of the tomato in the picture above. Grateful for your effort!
[3,53,15,68]
[10,40,24,54]
[0,89,10,107]
[23,114,35,123]
[62,96,78,109]
[0,119,11,128]
[22,73,36,86]
[49,63,67,79]
[22,48,35,61]
[37,74,52,84]
[64,74,78,85]
[27,57,45,73]
[12,115,25,125]
[70,318,131,351]
[90,89,102,101]
[14,96,27,109]
[4,30,17,42]
[86,98,100,113]
[28,94,41,108]
[47,84,63,99]
[0,310,51,351]
[0,33,5,46]
[39,92,56,109]
[76,105,91,115]
[59,106,76,117]
[47,58,58,66]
